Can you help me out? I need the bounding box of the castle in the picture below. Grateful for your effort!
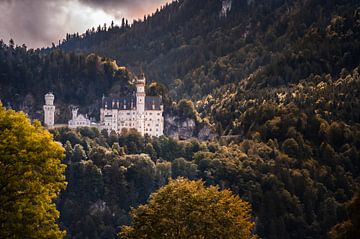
[43,74,164,137]
[99,74,164,137]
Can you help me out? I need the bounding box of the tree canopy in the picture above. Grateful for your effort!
[0,104,67,238]
[329,192,360,239]
[120,178,255,239]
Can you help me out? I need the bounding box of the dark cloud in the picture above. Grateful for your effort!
[0,0,171,48]
[0,0,66,48]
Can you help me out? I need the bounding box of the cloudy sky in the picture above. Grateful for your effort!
[0,0,171,49]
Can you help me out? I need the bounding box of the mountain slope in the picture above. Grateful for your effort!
[0,44,134,121]
[59,0,360,100]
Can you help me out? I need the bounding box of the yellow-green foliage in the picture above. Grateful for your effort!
[120,178,255,239]
[0,105,67,238]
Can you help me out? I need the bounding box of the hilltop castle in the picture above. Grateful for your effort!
[99,74,164,137]
[43,74,164,137]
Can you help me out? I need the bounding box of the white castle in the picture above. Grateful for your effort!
[99,74,164,137]
[43,74,164,137]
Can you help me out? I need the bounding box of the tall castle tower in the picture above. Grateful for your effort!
[43,92,55,128]
[136,74,146,135]
[136,74,146,112]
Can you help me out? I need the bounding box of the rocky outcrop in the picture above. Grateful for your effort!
[165,115,216,140]
[89,200,108,216]
[198,124,216,141]
[165,116,195,140]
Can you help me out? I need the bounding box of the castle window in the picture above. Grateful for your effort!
[150,113,152,115]
[157,113,160,115]
[147,124,150,126]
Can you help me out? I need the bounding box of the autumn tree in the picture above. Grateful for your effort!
[0,105,67,238]
[120,178,255,239]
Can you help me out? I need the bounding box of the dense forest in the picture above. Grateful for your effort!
[53,84,360,238]
[1,0,359,238]
[59,0,360,100]
[54,0,360,237]
[0,42,134,122]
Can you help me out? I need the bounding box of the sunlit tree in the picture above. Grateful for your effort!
[0,105,67,238]
[120,178,255,239]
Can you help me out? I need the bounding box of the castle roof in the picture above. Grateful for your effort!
[102,96,162,110]
[102,96,136,110]
[145,96,162,110]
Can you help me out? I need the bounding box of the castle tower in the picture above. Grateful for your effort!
[43,92,55,128]
[136,74,146,135]
[136,74,146,112]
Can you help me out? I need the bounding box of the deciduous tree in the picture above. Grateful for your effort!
[0,105,67,238]
[120,178,255,239]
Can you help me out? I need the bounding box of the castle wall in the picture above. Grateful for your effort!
[100,108,164,137]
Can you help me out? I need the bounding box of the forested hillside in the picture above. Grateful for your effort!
[53,73,360,238]
[53,0,360,238]
[59,0,360,99]
[0,42,134,122]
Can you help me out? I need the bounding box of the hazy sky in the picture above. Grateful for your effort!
[0,0,171,49]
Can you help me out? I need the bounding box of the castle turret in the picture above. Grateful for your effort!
[43,92,55,128]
